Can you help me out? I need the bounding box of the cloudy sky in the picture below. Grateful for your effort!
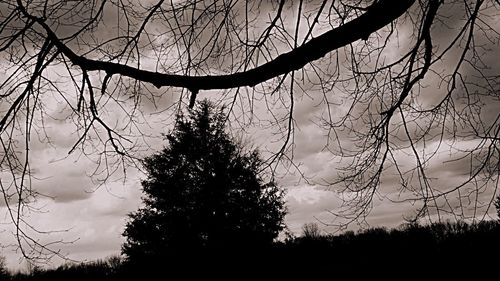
[0,94,417,270]
[1,0,499,270]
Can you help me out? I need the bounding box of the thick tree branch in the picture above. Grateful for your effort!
[18,0,415,91]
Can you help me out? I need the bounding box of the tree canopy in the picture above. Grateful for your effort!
[122,101,286,260]
[1,0,499,261]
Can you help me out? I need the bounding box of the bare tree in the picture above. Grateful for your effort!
[302,222,321,239]
[1,0,499,260]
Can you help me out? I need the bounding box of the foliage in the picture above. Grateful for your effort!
[122,101,286,260]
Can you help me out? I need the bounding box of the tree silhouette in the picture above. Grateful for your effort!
[301,223,322,240]
[1,0,500,260]
[122,101,286,261]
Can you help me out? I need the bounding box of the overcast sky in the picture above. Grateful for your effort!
[1,0,499,271]
[0,95,416,270]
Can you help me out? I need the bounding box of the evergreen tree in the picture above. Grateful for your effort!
[122,101,286,260]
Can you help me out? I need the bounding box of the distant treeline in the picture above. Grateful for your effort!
[3,220,500,280]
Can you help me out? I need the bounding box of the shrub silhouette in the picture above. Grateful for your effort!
[122,100,286,262]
